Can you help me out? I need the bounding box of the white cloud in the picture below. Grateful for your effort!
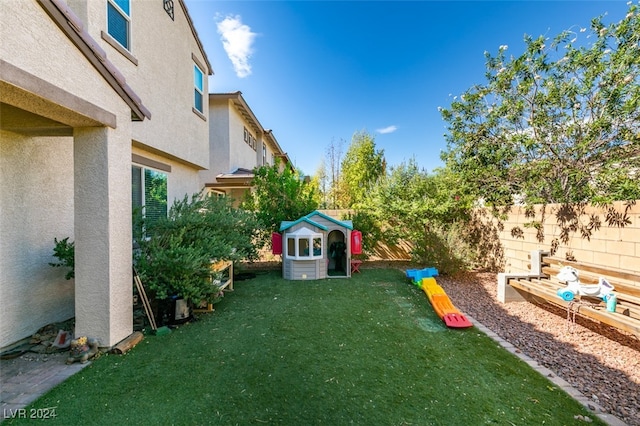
[216,15,257,78]
[376,125,397,134]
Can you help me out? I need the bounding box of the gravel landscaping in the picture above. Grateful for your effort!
[439,271,640,426]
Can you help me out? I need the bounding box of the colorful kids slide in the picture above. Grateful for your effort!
[420,277,473,329]
[406,267,439,282]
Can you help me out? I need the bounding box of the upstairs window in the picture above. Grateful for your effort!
[107,0,130,50]
[194,64,204,113]
[243,127,257,150]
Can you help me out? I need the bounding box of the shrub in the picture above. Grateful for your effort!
[135,193,260,304]
[49,237,75,280]
[409,222,478,274]
[341,210,386,260]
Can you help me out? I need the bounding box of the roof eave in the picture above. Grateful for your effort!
[178,0,213,75]
[38,0,151,121]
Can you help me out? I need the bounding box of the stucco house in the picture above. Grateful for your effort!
[200,92,292,203]
[0,0,212,349]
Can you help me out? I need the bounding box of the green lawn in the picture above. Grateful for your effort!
[12,269,602,425]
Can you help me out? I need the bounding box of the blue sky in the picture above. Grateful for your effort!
[184,0,631,175]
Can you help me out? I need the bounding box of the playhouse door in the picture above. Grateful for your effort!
[327,230,347,277]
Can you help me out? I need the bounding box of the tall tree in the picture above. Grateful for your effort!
[324,138,345,209]
[312,159,329,209]
[339,131,386,208]
[242,161,319,246]
[440,5,640,207]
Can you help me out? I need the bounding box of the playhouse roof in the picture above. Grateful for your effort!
[279,210,353,232]
[280,217,327,232]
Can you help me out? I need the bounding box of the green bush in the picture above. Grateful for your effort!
[242,162,319,248]
[409,221,478,274]
[49,237,75,280]
[341,210,387,260]
[135,193,260,303]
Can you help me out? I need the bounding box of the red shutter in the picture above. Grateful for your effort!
[271,232,282,255]
[351,230,362,255]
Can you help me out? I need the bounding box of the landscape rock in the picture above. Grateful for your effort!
[438,271,640,426]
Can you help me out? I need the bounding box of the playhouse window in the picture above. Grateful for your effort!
[285,227,323,260]
[298,238,310,256]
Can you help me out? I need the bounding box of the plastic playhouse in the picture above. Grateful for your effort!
[272,211,362,280]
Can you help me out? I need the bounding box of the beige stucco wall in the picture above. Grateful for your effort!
[1,0,126,116]
[75,0,210,169]
[263,140,277,167]
[204,97,261,181]
[74,122,134,346]
[264,143,272,166]
[0,132,76,347]
[202,99,232,184]
[1,1,132,349]
[108,0,210,204]
[226,188,249,205]
[476,201,640,274]
[229,108,261,171]
[1,0,210,349]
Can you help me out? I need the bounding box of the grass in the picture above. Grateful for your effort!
[11,269,603,425]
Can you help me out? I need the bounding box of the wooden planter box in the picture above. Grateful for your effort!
[194,260,233,313]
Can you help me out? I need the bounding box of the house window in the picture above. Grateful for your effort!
[262,144,267,165]
[132,166,167,236]
[209,189,226,198]
[194,64,204,113]
[107,0,130,50]
[285,227,323,260]
[243,127,257,151]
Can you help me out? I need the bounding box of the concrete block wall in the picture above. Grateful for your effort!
[480,201,640,275]
[310,204,640,277]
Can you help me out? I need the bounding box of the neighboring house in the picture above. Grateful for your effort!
[200,92,292,203]
[0,0,212,349]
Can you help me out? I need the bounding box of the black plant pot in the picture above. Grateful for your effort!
[170,297,192,325]
[151,296,193,327]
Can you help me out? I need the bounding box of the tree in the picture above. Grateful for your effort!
[323,138,345,209]
[365,159,476,272]
[440,5,640,207]
[339,131,386,208]
[242,161,319,246]
[311,159,329,209]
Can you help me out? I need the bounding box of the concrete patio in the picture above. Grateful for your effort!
[1,351,89,422]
